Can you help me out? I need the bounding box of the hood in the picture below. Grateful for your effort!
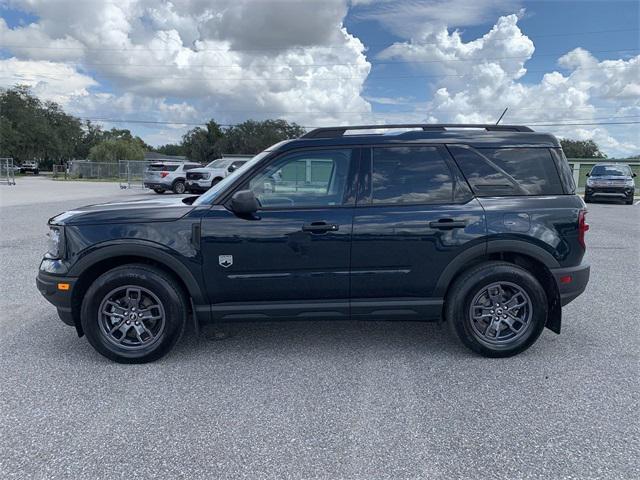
[50,196,199,226]
[188,166,227,175]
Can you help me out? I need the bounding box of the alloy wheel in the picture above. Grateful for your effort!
[468,281,533,345]
[98,286,166,350]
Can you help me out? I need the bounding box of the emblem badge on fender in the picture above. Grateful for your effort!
[218,255,233,268]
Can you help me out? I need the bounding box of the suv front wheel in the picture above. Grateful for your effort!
[172,180,186,194]
[445,262,547,358]
[81,264,187,363]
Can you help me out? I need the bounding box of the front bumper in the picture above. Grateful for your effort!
[551,263,590,306]
[36,271,77,326]
[585,186,634,199]
[186,180,211,192]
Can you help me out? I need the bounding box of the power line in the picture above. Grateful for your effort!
[3,63,636,82]
[6,48,637,70]
[76,117,640,129]
[1,27,638,53]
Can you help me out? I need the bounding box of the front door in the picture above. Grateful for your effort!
[200,147,359,321]
[350,145,486,320]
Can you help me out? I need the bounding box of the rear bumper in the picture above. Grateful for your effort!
[36,271,77,326]
[144,182,171,190]
[551,263,590,306]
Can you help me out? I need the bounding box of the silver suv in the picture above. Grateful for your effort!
[143,162,202,194]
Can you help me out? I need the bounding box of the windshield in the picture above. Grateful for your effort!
[590,165,631,176]
[193,150,271,205]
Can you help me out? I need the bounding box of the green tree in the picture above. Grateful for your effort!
[182,120,225,163]
[221,119,306,154]
[560,139,606,159]
[74,121,105,159]
[88,138,145,162]
[155,143,186,156]
[0,85,84,169]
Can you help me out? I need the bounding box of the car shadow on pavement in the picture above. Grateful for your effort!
[174,319,471,359]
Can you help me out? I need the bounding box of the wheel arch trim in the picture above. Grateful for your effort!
[434,240,560,297]
[68,241,207,306]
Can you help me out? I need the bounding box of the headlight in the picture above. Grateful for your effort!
[625,179,635,187]
[203,173,211,180]
[46,226,64,258]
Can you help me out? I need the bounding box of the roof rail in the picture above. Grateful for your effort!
[302,124,534,139]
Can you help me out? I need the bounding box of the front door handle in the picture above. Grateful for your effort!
[302,222,339,233]
[429,218,467,229]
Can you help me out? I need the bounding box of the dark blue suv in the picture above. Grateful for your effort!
[37,124,590,363]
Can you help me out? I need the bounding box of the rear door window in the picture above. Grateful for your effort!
[449,146,563,196]
[147,164,179,172]
[370,146,454,205]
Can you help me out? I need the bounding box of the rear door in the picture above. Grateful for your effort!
[200,147,360,321]
[350,145,486,320]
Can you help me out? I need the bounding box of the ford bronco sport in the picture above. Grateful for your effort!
[37,124,590,363]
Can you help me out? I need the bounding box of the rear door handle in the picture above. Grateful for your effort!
[429,218,467,229]
[302,222,339,233]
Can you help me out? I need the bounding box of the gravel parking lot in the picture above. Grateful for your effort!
[1,177,638,479]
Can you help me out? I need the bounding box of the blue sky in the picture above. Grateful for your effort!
[1,0,639,155]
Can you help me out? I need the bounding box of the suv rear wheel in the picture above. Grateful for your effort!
[80,265,187,363]
[445,262,547,358]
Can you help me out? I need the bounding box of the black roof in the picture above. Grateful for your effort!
[278,124,560,151]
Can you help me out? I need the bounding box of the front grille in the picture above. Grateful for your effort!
[187,172,206,180]
[596,187,627,193]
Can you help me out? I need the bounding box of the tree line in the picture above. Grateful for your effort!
[0,86,305,169]
[2,85,630,170]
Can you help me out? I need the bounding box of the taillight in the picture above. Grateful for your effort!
[578,209,589,250]
[160,171,169,178]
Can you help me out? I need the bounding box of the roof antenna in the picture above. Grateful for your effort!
[496,107,508,125]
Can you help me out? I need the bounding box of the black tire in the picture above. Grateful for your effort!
[153,188,165,194]
[81,264,187,363]
[34,169,39,175]
[172,179,186,194]
[584,194,592,203]
[212,177,223,186]
[625,197,634,205]
[445,261,548,358]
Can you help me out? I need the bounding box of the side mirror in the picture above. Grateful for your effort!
[229,190,259,216]
[585,173,590,177]
[633,173,637,177]
[227,165,236,173]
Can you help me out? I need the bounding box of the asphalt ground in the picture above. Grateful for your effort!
[1,177,638,479]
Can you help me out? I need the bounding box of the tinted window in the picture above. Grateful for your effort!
[371,146,453,204]
[147,164,179,172]
[590,165,631,176]
[551,148,575,194]
[450,146,563,196]
[248,149,354,208]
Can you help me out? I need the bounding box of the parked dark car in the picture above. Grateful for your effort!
[584,163,636,204]
[37,124,590,363]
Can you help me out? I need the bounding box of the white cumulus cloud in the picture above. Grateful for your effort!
[376,13,640,157]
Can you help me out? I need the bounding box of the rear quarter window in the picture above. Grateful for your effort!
[449,146,564,196]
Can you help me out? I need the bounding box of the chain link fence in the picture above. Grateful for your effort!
[119,160,154,189]
[0,158,17,185]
